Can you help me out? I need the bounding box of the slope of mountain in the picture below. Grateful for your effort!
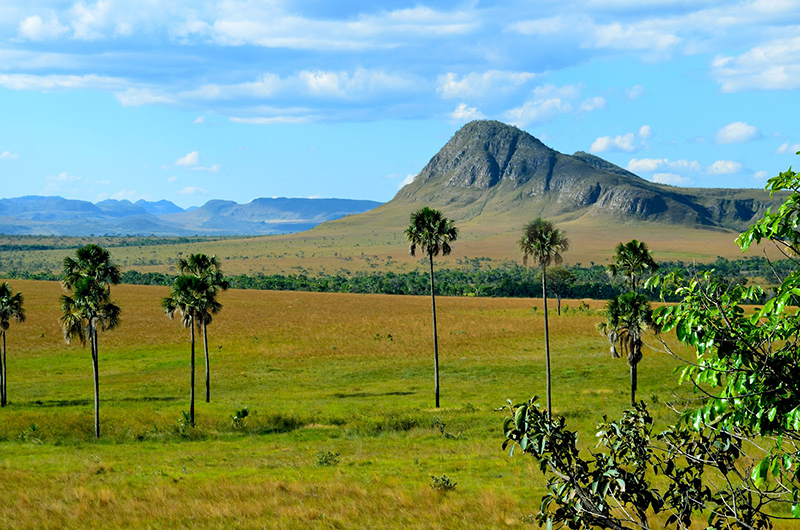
[0,196,382,236]
[393,120,777,231]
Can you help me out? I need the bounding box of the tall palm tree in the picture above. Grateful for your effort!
[519,218,569,420]
[162,274,216,426]
[59,244,121,439]
[607,239,658,291]
[404,207,458,409]
[177,254,228,403]
[0,282,25,407]
[598,292,655,406]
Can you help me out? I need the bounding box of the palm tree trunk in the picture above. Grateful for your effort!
[542,265,552,420]
[631,362,637,407]
[203,320,210,403]
[91,322,100,439]
[190,315,196,426]
[1,330,6,407]
[429,254,440,409]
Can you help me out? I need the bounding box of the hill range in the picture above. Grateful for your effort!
[0,196,382,237]
[0,121,784,274]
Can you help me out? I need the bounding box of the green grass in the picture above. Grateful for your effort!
[0,280,761,528]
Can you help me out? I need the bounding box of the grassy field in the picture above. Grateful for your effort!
[0,208,773,279]
[0,279,716,528]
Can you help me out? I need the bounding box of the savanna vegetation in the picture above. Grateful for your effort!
[1,159,799,527]
[0,281,682,529]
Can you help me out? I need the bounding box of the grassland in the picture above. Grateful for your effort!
[0,211,770,280]
[0,278,719,529]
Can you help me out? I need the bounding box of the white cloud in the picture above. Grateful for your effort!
[503,84,581,126]
[708,160,742,174]
[70,0,113,41]
[590,133,636,153]
[436,70,536,99]
[398,174,415,189]
[587,20,681,55]
[193,116,206,124]
[627,85,645,99]
[179,186,208,195]
[109,189,142,201]
[777,142,800,154]
[168,176,178,183]
[175,151,199,166]
[44,171,83,192]
[712,36,800,92]
[652,172,690,185]
[580,96,606,112]
[716,122,761,144]
[229,116,310,125]
[754,170,769,180]
[209,5,479,50]
[192,164,221,173]
[0,151,20,159]
[115,87,173,106]
[0,73,126,91]
[450,103,484,121]
[18,13,68,41]
[638,125,652,140]
[627,158,703,173]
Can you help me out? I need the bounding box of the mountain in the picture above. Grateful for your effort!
[0,196,382,236]
[393,120,777,230]
[276,120,784,270]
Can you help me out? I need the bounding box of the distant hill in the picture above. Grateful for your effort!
[392,120,778,230]
[0,196,382,236]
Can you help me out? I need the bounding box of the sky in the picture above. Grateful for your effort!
[0,1,799,208]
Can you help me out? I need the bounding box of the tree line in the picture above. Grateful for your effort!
[0,255,785,301]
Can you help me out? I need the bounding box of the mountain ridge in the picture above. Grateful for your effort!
[0,196,382,236]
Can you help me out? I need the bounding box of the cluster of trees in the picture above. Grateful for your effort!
[0,248,228,438]
[502,158,800,528]
[0,256,785,302]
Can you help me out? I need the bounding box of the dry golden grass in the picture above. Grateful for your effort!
[0,280,787,528]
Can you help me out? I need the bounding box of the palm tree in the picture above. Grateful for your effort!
[598,292,655,406]
[162,274,216,426]
[404,207,458,409]
[0,282,25,407]
[59,244,121,439]
[519,218,569,420]
[607,239,658,291]
[177,254,228,403]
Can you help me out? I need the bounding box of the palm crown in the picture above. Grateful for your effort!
[404,207,458,258]
[0,283,25,331]
[607,239,658,291]
[518,218,569,268]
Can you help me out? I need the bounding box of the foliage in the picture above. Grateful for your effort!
[0,282,25,406]
[177,253,228,403]
[429,474,457,492]
[504,158,800,529]
[231,406,249,429]
[404,207,458,409]
[607,239,658,291]
[315,450,340,467]
[519,218,568,421]
[404,207,458,260]
[59,244,121,439]
[518,218,569,269]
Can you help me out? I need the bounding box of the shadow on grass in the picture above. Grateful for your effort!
[332,391,415,399]
[29,396,180,407]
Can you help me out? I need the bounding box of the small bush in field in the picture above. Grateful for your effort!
[316,450,340,467]
[430,474,457,492]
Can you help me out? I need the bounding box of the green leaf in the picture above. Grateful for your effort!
[792,503,800,519]
[515,404,527,430]
[752,457,770,488]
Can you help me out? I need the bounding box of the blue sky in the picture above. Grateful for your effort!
[0,0,799,208]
